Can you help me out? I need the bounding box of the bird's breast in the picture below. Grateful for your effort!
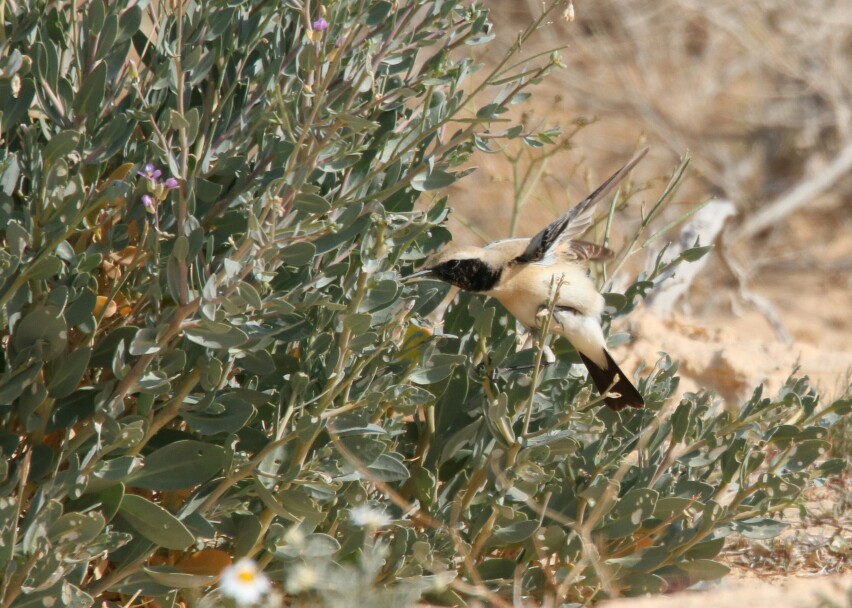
[486,263,604,329]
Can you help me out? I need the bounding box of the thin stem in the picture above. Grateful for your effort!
[0,451,30,608]
[606,154,689,281]
[126,367,203,456]
[175,1,188,305]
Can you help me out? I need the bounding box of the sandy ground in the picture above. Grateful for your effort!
[620,195,852,404]
[600,574,851,608]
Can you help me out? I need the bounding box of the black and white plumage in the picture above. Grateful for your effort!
[419,149,648,410]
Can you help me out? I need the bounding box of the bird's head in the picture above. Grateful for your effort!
[407,246,502,293]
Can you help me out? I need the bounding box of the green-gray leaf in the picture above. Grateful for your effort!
[621,573,666,596]
[47,511,105,547]
[48,346,91,398]
[181,395,256,435]
[280,241,317,266]
[129,327,161,355]
[731,517,787,539]
[477,558,516,580]
[491,519,539,544]
[44,130,81,168]
[411,169,457,191]
[12,306,68,361]
[126,440,226,490]
[294,193,332,214]
[366,453,410,481]
[74,61,107,118]
[118,494,194,550]
[184,321,249,349]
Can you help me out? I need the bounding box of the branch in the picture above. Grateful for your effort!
[733,139,852,242]
[646,199,736,317]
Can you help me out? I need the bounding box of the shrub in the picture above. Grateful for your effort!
[0,0,847,606]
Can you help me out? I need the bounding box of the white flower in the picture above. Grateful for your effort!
[286,563,319,594]
[428,571,457,591]
[350,504,392,529]
[219,558,271,605]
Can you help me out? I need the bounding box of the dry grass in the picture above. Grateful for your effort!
[721,474,851,579]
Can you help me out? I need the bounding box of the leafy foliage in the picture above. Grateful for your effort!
[0,0,847,607]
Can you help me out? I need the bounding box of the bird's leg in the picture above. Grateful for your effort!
[534,304,567,364]
[542,303,579,327]
[532,309,558,366]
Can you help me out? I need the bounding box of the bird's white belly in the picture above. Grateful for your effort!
[484,265,608,367]
[486,265,604,323]
[495,296,542,331]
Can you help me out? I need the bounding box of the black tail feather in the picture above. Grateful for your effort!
[579,350,644,411]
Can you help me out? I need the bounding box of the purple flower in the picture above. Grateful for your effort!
[138,163,163,182]
[141,194,155,212]
[312,17,329,31]
[164,177,180,189]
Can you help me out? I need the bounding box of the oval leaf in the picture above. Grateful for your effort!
[12,306,68,361]
[118,494,194,550]
[294,193,332,214]
[280,241,317,266]
[48,346,91,398]
[184,321,248,349]
[181,395,255,435]
[126,440,226,490]
[47,511,105,548]
[365,453,410,482]
[411,169,456,191]
[73,61,107,117]
[491,519,539,544]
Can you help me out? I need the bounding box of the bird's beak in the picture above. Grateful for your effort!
[403,268,433,282]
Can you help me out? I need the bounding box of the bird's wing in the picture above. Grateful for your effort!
[513,147,648,265]
[561,240,614,264]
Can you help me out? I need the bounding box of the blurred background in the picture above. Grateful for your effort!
[444,0,852,402]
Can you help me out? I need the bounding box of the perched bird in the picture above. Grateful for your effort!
[413,149,648,410]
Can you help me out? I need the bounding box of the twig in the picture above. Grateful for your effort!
[717,231,794,344]
[646,198,737,316]
[733,139,852,242]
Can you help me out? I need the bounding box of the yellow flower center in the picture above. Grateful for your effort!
[238,570,256,583]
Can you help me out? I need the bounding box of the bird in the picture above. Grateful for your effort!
[411,149,648,410]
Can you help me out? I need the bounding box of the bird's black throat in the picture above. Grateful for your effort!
[428,258,502,292]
